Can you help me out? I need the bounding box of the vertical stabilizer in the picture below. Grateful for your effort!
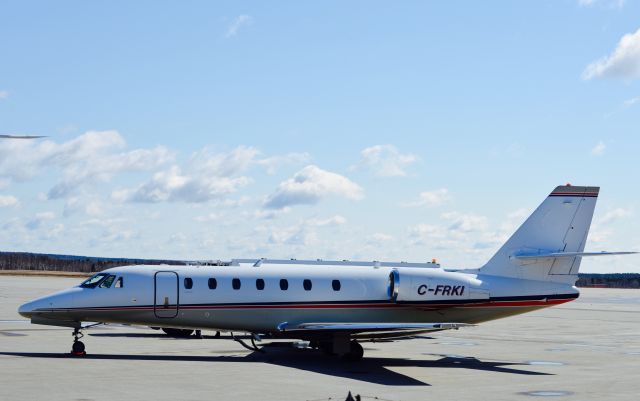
[480,185,599,284]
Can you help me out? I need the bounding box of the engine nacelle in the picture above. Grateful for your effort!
[388,269,489,302]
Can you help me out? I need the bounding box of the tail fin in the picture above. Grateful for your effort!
[480,185,599,284]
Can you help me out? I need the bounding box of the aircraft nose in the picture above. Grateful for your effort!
[18,301,35,318]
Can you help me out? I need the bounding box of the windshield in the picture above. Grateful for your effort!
[79,273,108,288]
[99,275,116,288]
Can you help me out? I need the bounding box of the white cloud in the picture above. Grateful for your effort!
[353,145,418,177]
[190,145,259,177]
[507,208,529,221]
[591,141,606,156]
[623,96,639,107]
[0,195,19,207]
[598,207,632,224]
[219,196,251,208]
[408,223,448,246]
[307,215,347,227]
[0,130,174,199]
[113,146,258,203]
[441,211,489,233]
[369,232,393,242]
[225,15,253,38]
[1,134,308,207]
[49,223,65,237]
[253,207,291,220]
[115,146,305,204]
[256,152,311,175]
[582,27,640,80]
[194,213,221,223]
[263,215,347,247]
[81,217,127,229]
[113,165,251,203]
[264,165,363,209]
[101,229,137,243]
[26,211,56,230]
[267,224,315,246]
[402,188,451,207]
[64,197,101,217]
[169,232,188,243]
[0,90,8,100]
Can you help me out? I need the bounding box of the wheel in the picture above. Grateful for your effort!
[72,341,85,354]
[342,340,364,362]
[162,328,195,338]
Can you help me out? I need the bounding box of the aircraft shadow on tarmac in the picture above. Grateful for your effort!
[0,343,551,386]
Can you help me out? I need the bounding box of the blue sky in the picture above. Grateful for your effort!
[1,1,639,272]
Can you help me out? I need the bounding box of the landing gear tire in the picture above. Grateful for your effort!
[71,328,86,356]
[162,328,195,338]
[72,341,85,354]
[342,340,364,362]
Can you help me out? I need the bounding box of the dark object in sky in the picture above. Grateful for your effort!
[0,134,47,139]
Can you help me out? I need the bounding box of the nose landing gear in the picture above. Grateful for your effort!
[71,328,86,357]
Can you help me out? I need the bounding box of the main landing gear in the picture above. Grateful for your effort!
[161,328,194,338]
[71,328,86,357]
[344,340,364,362]
[313,339,364,361]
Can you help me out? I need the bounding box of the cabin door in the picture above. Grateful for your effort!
[154,271,179,318]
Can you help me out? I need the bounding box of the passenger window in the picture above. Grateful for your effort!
[303,279,312,291]
[232,278,241,290]
[114,277,123,288]
[184,277,193,289]
[208,278,217,290]
[332,279,341,291]
[280,279,288,291]
[99,275,116,288]
[256,279,265,290]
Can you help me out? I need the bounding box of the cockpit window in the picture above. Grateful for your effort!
[115,277,123,288]
[99,275,116,288]
[79,273,108,288]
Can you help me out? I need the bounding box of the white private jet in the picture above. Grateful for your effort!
[18,185,637,360]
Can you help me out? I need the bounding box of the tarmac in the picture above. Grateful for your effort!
[0,275,639,401]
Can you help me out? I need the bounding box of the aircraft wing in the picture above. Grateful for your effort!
[278,322,473,340]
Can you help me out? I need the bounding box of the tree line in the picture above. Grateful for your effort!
[0,252,185,273]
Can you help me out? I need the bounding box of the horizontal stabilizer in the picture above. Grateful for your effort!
[514,251,638,260]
